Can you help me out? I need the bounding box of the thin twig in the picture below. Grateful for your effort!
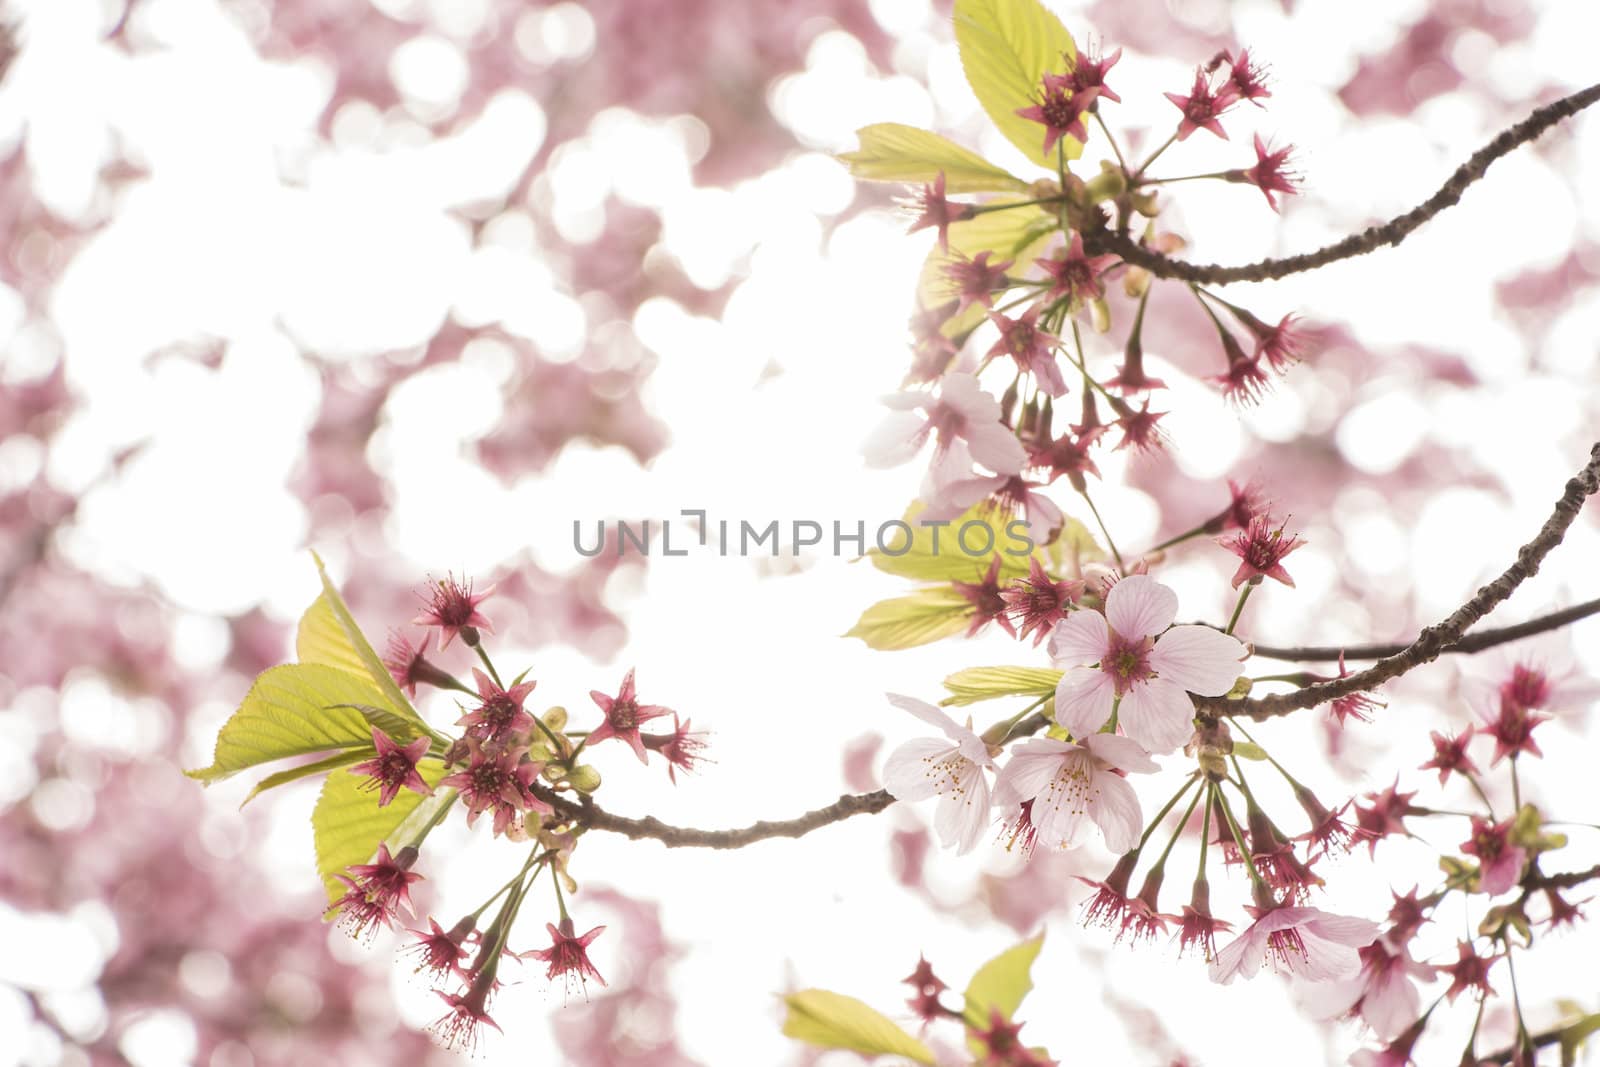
[1243,596,1600,662]
[1081,84,1600,285]
[537,786,895,849]
[1200,442,1600,721]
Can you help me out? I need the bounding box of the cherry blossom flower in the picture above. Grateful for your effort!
[384,629,445,697]
[1442,941,1495,1002]
[1164,69,1238,140]
[1461,816,1526,895]
[1209,905,1380,984]
[588,668,674,762]
[993,733,1158,853]
[432,970,501,1052]
[524,919,607,995]
[1354,781,1418,855]
[903,956,950,1023]
[906,171,976,251]
[1209,328,1273,406]
[1237,134,1301,211]
[1224,47,1272,104]
[1219,513,1306,588]
[457,669,537,745]
[971,1009,1055,1067]
[413,573,495,649]
[1327,652,1385,726]
[1109,399,1166,452]
[1069,40,1122,104]
[1172,880,1232,960]
[1310,937,1435,1040]
[864,372,1028,482]
[1347,1017,1427,1067]
[987,305,1068,397]
[405,916,475,981]
[1463,640,1599,763]
[881,695,996,855]
[332,844,422,939]
[923,469,1065,547]
[1015,72,1089,155]
[1238,310,1306,371]
[1078,852,1140,931]
[1036,233,1115,306]
[351,727,433,807]
[1002,558,1083,646]
[1048,574,1247,752]
[1419,728,1478,784]
[642,713,710,783]
[438,738,548,835]
[945,251,1013,313]
[1029,429,1101,491]
[953,555,1020,638]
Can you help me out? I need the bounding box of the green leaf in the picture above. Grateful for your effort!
[953,0,1080,168]
[187,663,405,784]
[241,748,375,808]
[942,666,1063,706]
[839,123,1029,193]
[1231,741,1268,762]
[868,501,1101,584]
[330,702,432,746]
[963,935,1044,1052]
[846,587,975,651]
[782,989,935,1064]
[304,552,435,736]
[313,762,452,904]
[1561,1012,1600,1066]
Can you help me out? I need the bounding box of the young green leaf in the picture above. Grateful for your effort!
[781,989,935,1064]
[240,748,375,808]
[845,586,975,651]
[867,502,1102,584]
[963,934,1044,1052]
[313,762,451,904]
[187,663,407,784]
[953,0,1080,168]
[305,552,435,736]
[942,666,1064,706]
[839,123,1030,193]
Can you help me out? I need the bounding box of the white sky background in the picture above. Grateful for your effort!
[4,0,1600,1064]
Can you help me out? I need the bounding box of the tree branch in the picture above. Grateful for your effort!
[1247,596,1600,663]
[1082,83,1600,285]
[1199,442,1600,721]
[538,786,896,849]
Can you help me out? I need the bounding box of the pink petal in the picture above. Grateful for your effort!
[1047,611,1111,666]
[1104,574,1178,640]
[1149,625,1247,696]
[964,420,1028,476]
[1208,926,1263,984]
[863,409,932,468]
[1080,732,1159,773]
[1054,668,1116,738]
[1288,932,1364,983]
[994,740,1071,805]
[1116,677,1196,753]
[1088,768,1143,853]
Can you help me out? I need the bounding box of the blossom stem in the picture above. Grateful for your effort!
[1149,778,1205,873]
[1132,132,1178,181]
[472,643,505,690]
[1215,786,1269,892]
[1224,581,1256,635]
[470,846,548,922]
[971,195,1068,215]
[1504,944,1533,1050]
[1196,784,1213,876]
[1510,755,1522,810]
[1079,488,1125,572]
[549,860,571,922]
[1140,171,1232,185]
[1136,773,1200,852]
[1462,772,1498,820]
[1093,110,1128,173]
[1145,524,1210,555]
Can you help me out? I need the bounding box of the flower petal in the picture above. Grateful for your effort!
[1048,610,1111,666]
[863,410,931,468]
[887,694,990,763]
[1054,668,1116,738]
[993,740,1070,805]
[1104,574,1178,640]
[1149,625,1248,696]
[1089,769,1143,853]
[1116,677,1196,754]
[965,421,1028,476]
[882,738,957,801]
[1080,732,1159,773]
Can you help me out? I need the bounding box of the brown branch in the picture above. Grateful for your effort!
[1247,596,1600,663]
[538,786,896,849]
[1082,83,1600,285]
[1200,442,1600,721]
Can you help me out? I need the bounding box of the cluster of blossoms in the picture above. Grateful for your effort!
[326,575,707,1050]
[865,40,1312,561]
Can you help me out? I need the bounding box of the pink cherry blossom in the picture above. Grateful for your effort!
[992,733,1158,853]
[881,695,996,855]
[1461,815,1527,895]
[350,727,433,807]
[1048,575,1247,752]
[863,372,1028,481]
[1209,906,1380,984]
[1309,937,1435,1040]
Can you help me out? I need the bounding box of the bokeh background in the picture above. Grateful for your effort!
[3,0,1600,1064]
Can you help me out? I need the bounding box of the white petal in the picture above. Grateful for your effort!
[949,769,995,855]
[1303,913,1382,946]
[1149,625,1248,696]
[1116,677,1197,754]
[964,421,1028,476]
[1029,763,1092,851]
[1048,610,1111,666]
[863,410,931,468]
[1287,932,1364,983]
[1054,668,1116,738]
[1089,769,1144,853]
[1362,966,1421,1041]
[940,373,999,419]
[882,738,958,801]
[1104,574,1179,640]
[1209,926,1264,985]
[1022,493,1063,547]
[887,693,987,760]
[1080,732,1159,773]
[993,742,1069,804]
